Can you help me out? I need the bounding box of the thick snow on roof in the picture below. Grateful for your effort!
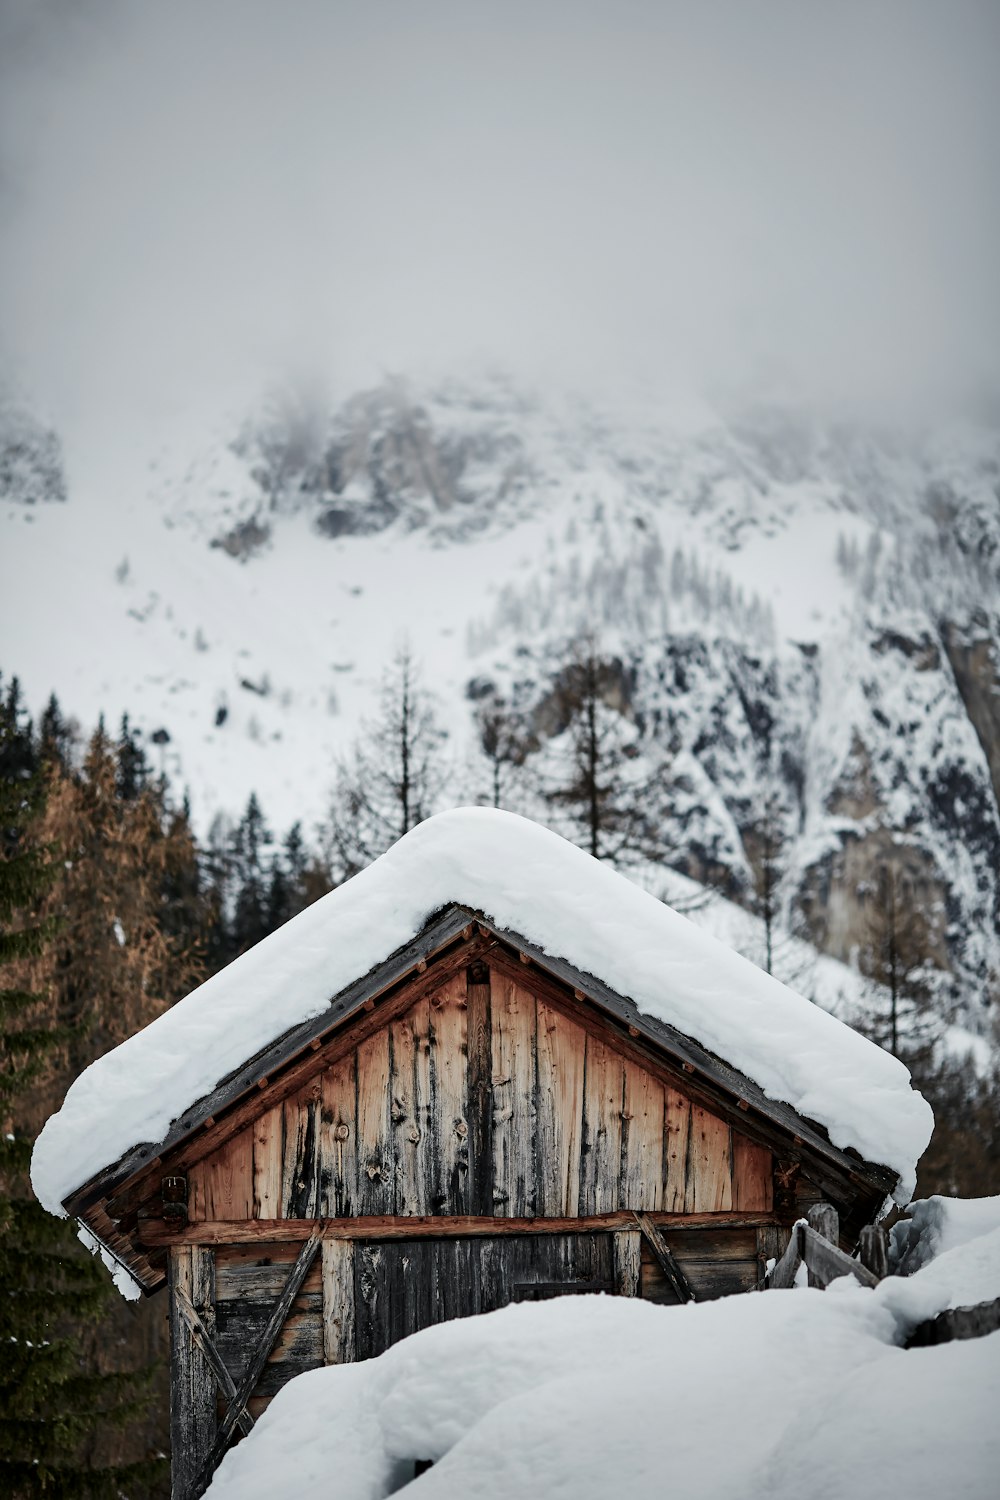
[205,1274,999,1500]
[32,808,932,1216]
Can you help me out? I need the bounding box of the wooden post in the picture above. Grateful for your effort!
[168,1245,217,1500]
[322,1238,356,1364]
[613,1228,642,1297]
[805,1203,838,1287]
[858,1223,888,1281]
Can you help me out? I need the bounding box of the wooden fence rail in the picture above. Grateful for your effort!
[767,1203,881,1291]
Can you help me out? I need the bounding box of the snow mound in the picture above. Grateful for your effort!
[205,1276,998,1500]
[874,1194,1000,1332]
[890,1194,1000,1275]
[32,808,932,1215]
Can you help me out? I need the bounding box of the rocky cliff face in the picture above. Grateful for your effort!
[4,376,999,1034]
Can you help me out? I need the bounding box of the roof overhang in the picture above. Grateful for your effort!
[66,905,899,1291]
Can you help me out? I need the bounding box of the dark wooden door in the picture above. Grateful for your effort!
[354,1233,615,1360]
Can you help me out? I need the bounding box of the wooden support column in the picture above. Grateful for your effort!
[322,1239,356,1365]
[613,1228,642,1297]
[169,1245,217,1500]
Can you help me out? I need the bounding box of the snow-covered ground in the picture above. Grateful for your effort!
[205,1194,1000,1500]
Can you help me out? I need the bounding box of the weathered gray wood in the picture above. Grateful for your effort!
[192,1234,321,1497]
[322,1239,356,1365]
[907,1295,1000,1349]
[806,1203,839,1287]
[466,961,495,1217]
[634,1213,696,1302]
[767,1224,804,1289]
[857,1223,888,1281]
[800,1225,879,1290]
[174,1287,253,1437]
[169,1246,217,1500]
[613,1228,642,1296]
[756,1225,790,1289]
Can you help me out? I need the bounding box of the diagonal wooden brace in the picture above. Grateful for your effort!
[174,1288,253,1438]
[633,1212,696,1303]
[192,1232,322,1498]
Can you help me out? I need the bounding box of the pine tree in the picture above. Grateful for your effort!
[325,648,447,879]
[0,679,159,1498]
[230,793,273,955]
[859,859,944,1063]
[539,641,671,866]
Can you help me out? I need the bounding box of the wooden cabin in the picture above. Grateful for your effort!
[39,813,919,1500]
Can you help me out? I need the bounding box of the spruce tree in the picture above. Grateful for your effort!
[0,679,157,1498]
[324,647,447,879]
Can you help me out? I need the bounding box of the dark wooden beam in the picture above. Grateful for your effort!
[174,1288,253,1438]
[633,1212,696,1303]
[139,1210,778,1248]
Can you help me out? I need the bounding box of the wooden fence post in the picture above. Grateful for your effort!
[805,1204,838,1288]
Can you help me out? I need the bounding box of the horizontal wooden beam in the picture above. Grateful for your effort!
[139,1211,777,1248]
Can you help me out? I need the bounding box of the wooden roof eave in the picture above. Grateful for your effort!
[64,902,898,1286]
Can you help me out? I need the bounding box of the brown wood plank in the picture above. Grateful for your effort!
[686,1107,733,1212]
[322,1239,356,1364]
[252,1104,284,1220]
[319,1051,357,1219]
[83,924,484,1223]
[579,1034,625,1214]
[732,1133,773,1213]
[663,1087,691,1212]
[620,1060,663,1211]
[168,1245,217,1500]
[429,973,470,1214]
[535,998,585,1217]
[356,1031,393,1215]
[140,1210,779,1246]
[491,972,536,1216]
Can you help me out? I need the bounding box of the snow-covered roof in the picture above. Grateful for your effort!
[32,808,933,1216]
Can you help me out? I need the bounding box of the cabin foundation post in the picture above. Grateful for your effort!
[168,1245,217,1500]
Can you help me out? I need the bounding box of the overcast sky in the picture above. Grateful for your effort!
[1,0,998,443]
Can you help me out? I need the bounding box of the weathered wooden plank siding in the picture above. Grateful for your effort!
[188,966,773,1226]
[202,1222,769,1424]
[639,1228,760,1303]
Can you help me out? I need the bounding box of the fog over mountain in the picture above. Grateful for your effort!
[1,0,998,476]
[2,3,999,1045]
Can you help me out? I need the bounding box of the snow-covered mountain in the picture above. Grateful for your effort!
[3,375,999,1034]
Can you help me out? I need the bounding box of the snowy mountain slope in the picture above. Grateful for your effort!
[2,376,999,1031]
